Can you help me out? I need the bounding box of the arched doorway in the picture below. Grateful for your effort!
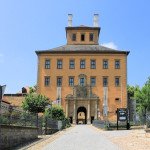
[77,107,87,124]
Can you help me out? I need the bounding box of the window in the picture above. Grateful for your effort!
[103,60,108,69]
[70,60,74,69]
[115,78,119,86]
[72,34,76,41]
[90,33,93,41]
[91,77,95,86]
[103,78,108,86]
[57,60,62,69]
[81,34,85,41]
[45,77,50,86]
[69,77,74,86]
[45,60,50,69]
[80,60,85,69]
[80,78,84,86]
[115,60,120,69]
[91,60,96,69]
[57,77,62,86]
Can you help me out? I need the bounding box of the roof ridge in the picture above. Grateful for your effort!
[35,44,129,55]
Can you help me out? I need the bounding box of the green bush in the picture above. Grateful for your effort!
[43,106,66,120]
[1,116,9,124]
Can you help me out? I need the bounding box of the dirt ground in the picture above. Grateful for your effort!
[91,125,150,150]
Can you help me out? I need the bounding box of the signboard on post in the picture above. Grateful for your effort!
[103,106,109,117]
[117,108,130,130]
[117,108,128,121]
[51,101,56,105]
[45,105,52,109]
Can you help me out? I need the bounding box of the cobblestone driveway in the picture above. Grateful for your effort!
[42,125,121,150]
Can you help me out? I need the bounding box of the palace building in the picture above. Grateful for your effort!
[36,14,129,124]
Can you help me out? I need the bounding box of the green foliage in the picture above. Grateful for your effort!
[11,111,20,119]
[62,123,70,129]
[22,94,49,113]
[1,116,9,124]
[62,123,65,129]
[44,105,66,120]
[65,124,71,128]
[127,84,139,97]
[135,76,150,112]
[29,84,37,94]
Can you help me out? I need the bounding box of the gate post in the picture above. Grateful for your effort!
[45,117,47,135]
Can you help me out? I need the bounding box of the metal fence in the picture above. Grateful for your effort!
[0,105,70,135]
[133,110,150,127]
[0,105,38,127]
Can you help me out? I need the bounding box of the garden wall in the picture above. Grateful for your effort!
[0,125,38,150]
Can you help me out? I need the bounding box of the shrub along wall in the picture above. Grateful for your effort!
[0,125,38,150]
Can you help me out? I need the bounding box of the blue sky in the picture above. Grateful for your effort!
[0,0,150,93]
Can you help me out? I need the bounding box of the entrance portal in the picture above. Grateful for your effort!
[77,107,87,124]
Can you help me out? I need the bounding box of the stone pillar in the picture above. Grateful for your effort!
[95,100,98,120]
[73,100,76,124]
[65,100,69,118]
[87,100,91,124]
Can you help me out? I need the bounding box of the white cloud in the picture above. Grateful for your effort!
[101,42,118,49]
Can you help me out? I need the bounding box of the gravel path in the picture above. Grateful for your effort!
[42,125,121,150]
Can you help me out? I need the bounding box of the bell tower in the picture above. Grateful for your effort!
[65,14,101,45]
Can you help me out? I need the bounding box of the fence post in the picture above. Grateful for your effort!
[24,111,26,126]
[146,108,148,128]
[45,117,47,135]
[8,105,12,125]
[36,113,38,128]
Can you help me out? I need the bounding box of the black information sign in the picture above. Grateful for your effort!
[117,108,130,130]
[117,108,128,121]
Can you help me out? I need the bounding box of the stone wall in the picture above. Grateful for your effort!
[0,125,38,150]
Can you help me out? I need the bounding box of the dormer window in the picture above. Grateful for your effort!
[90,33,93,41]
[81,34,85,41]
[72,34,76,41]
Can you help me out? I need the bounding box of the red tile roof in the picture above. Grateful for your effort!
[17,86,30,94]
[2,96,10,104]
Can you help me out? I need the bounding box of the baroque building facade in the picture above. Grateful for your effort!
[36,14,129,124]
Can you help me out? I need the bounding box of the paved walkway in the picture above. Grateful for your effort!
[42,125,121,150]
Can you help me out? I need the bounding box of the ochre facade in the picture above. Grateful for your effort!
[36,19,129,124]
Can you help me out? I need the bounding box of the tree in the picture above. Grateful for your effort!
[127,84,139,97]
[44,105,67,120]
[135,77,150,112]
[134,77,150,126]
[29,84,37,94]
[22,94,49,113]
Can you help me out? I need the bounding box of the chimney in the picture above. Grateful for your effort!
[94,14,99,27]
[68,14,72,27]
